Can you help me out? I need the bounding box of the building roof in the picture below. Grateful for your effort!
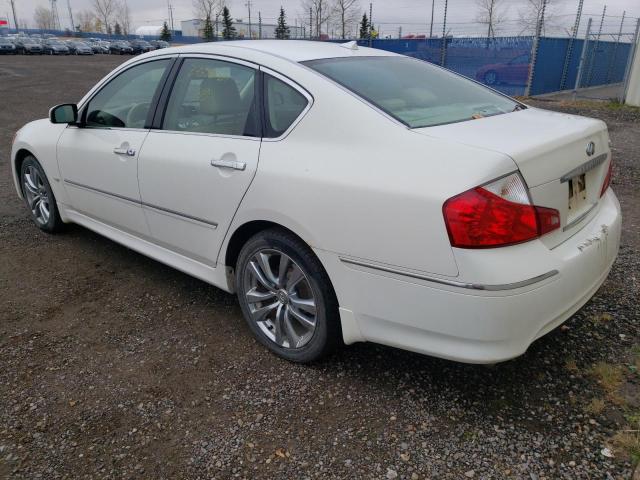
[166,40,397,62]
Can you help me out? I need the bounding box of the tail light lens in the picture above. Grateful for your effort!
[443,173,560,249]
[600,159,612,197]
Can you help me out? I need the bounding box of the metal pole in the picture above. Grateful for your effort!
[440,0,448,67]
[621,18,640,102]
[606,11,625,83]
[9,0,18,31]
[245,0,252,39]
[258,11,262,39]
[560,0,584,90]
[573,17,593,100]
[309,7,313,40]
[524,0,547,97]
[67,0,75,32]
[369,3,373,47]
[429,0,435,38]
[586,5,606,87]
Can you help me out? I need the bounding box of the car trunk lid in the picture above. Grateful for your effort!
[414,107,612,248]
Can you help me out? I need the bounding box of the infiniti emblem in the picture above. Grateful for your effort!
[586,141,595,157]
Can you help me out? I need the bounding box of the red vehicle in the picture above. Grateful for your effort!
[475,53,530,86]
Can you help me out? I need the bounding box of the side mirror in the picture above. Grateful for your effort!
[49,103,78,124]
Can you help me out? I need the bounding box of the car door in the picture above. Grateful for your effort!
[137,56,262,266]
[57,58,173,236]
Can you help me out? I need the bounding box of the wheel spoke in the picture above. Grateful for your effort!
[274,304,286,346]
[246,287,276,304]
[256,252,278,286]
[38,200,49,221]
[283,308,302,348]
[277,254,290,288]
[248,260,277,292]
[27,192,41,209]
[286,264,305,293]
[24,177,39,195]
[250,300,279,323]
[287,304,315,329]
[290,295,316,315]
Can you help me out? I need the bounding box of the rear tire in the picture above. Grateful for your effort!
[235,228,341,363]
[20,156,64,233]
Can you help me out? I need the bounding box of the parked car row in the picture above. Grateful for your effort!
[0,35,170,56]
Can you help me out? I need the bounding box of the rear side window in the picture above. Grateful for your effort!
[264,74,308,138]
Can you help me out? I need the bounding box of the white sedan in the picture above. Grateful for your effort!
[11,41,621,363]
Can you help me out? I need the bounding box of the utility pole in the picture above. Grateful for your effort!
[524,0,547,96]
[429,0,435,38]
[51,0,61,30]
[258,11,262,39]
[168,1,175,32]
[9,0,18,31]
[67,0,75,32]
[573,17,593,99]
[245,0,252,39]
[309,7,313,39]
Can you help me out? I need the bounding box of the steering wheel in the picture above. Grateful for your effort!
[126,102,150,129]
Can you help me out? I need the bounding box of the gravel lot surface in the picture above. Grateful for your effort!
[0,55,639,479]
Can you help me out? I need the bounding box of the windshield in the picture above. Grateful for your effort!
[303,56,520,128]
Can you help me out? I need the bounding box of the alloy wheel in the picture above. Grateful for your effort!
[22,165,50,225]
[242,249,317,349]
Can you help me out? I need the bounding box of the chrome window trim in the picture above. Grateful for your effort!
[147,129,261,142]
[340,257,558,291]
[63,179,218,228]
[560,153,608,183]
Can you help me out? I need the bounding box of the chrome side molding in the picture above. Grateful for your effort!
[340,257,558,291]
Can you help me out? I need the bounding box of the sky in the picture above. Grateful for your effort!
[4,0,640,37]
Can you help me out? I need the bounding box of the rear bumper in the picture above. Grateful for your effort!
[316,189,621,363]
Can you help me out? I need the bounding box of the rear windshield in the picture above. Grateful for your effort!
[303,56,519,128]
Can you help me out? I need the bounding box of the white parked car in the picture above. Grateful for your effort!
[11,41,621,363]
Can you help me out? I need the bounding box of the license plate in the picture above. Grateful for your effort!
[568,173,587,212]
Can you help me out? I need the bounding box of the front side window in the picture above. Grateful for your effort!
[162,58,259,137]
[304,56,519,128]
[264,74,308,138]
[85,59,170,129]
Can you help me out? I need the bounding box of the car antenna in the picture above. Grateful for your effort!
[340,41,358,51]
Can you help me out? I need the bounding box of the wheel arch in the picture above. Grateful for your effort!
[13,148,35,198]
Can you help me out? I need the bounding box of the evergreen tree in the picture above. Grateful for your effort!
[203,14,214,41]
[359,13,370,39]
[160,21,172,41]
[106,23,112,35]
[221,6,236,40]
[114,22,122,36]
[275,7,290,39]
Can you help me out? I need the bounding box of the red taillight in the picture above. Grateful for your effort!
[600,159,612,197]
[443,173,560,249]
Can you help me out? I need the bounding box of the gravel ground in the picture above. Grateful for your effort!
[0,56,639,479]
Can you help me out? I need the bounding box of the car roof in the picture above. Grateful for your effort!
[162,40,398,63]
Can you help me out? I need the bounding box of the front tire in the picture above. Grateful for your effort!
[235,229,341,363]
[20,156,64,233]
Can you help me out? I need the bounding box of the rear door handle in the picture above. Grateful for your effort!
[113,147,136,156]
[211,159,246,171]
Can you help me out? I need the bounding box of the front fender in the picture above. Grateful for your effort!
[11,119,68,204]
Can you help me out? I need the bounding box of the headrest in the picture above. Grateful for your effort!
[199,77,242,115]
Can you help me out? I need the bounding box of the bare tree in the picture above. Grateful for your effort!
[115,0,131,35]
[34,5,54,30]
[76,10,96,32]
[192,0,224,20]
[476,0,507,40]
[332,0,359,39]
[518,0,560,36]
[92,0,116,33]
[300,0,332,38]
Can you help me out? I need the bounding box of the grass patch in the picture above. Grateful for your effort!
[586,398,606,415]
[565,357,578,372]
[589,362,624,394]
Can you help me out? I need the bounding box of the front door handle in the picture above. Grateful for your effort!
[211,159,246,171]
[113,147,136,156]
